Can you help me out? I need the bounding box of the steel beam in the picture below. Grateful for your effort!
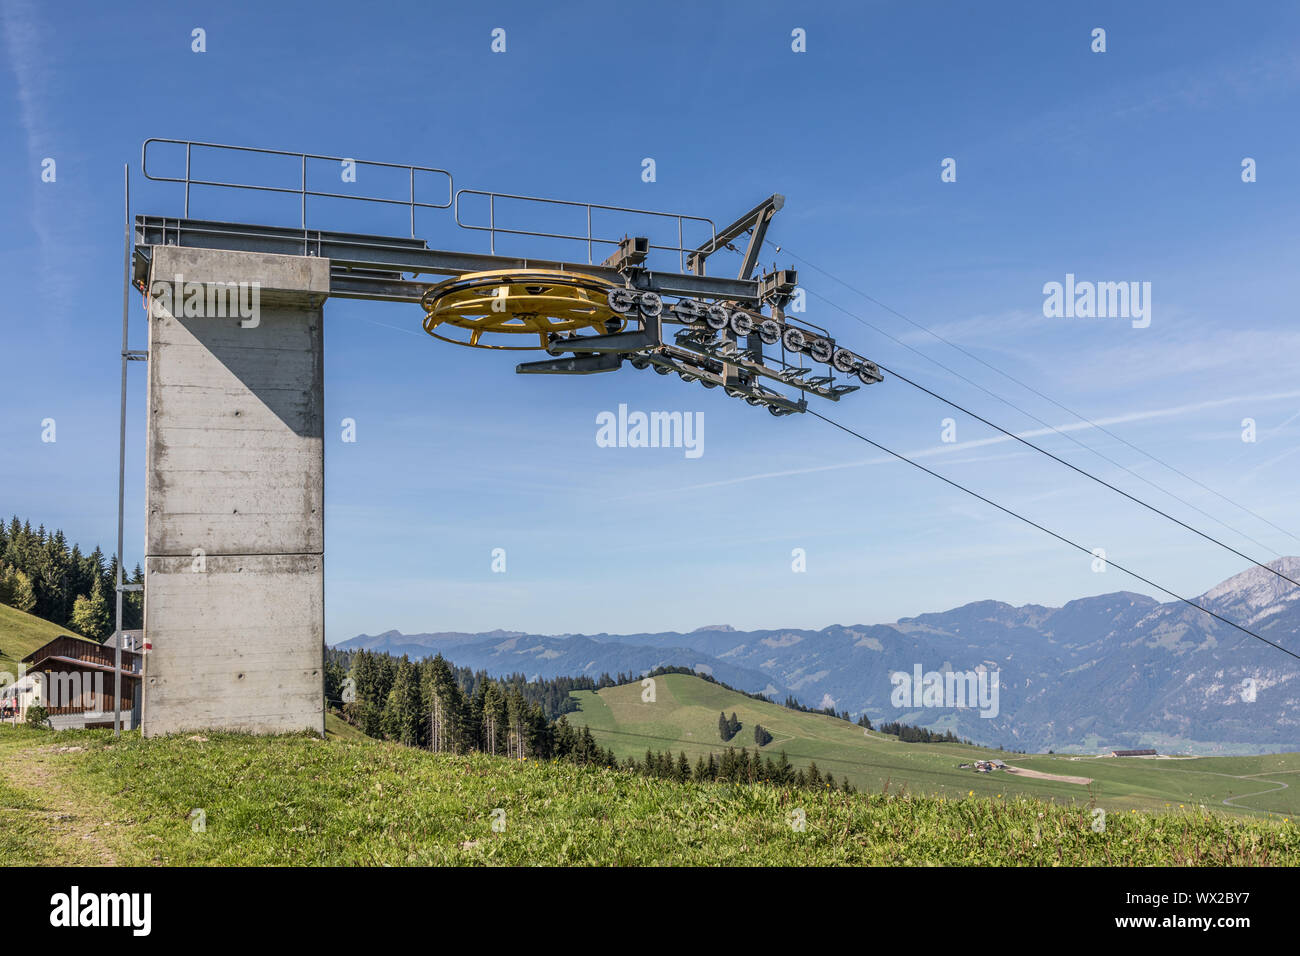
[134,217,761,303]
[516,354,623,375]
[686,193,784,279]
[544,327,660,355]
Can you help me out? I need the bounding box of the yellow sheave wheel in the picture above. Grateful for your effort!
[420,269,622,350]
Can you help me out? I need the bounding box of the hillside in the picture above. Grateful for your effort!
[342,557,1300,753]
[0,725,1294,866]
[565,674,1300,820]
[340,628,784,697]
[325,711,369,740]
[0,602,94,671]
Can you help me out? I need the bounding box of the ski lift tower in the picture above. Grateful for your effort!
[122,139,880,736]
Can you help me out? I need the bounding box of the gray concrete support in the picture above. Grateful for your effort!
[142,247,329,736]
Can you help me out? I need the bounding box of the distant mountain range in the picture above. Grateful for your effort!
[338,559,1300,754]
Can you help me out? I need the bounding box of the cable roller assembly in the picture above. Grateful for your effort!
[421,268,885,412]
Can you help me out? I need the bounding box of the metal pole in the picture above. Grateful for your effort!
[114,163,130,736]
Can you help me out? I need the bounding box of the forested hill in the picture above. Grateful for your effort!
[0,516,142,641]
[343,557,1300,754]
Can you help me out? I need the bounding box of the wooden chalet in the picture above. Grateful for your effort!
[20,635,142,730]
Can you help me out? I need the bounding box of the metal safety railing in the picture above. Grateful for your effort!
[141,138,454,238]
[454,188,715,270]
[140,138,717,272]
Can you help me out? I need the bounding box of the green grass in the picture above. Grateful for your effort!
[0,602,94,673]
[564,674,1300,822]
[0,749,51,863]
[0,724,1294,866]
[325,711,369,740]
[0,726,128,865]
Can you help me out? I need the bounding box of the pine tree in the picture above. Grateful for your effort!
[323,656,348,709]
[693,754,708,781]
[47,530,73,625]
[2,568,36,613]
[505,689,529,758]
[424,654,460,753]
[478,681,501,754]
[805,761,820,789]
[352,651,380,707]
[125,564,144,630]
[382,657,423,747]
[524,703,552,759]
[775,750,792,785]
[69,575,111,640]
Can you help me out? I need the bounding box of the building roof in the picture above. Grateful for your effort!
[103,629,144,651]
[28,655,141,677]
[20,634,93,663]
[22,635,141,671]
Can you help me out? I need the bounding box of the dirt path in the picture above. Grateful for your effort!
[1004,765,1093,786]
[0,741,129,865]
[1221,775,1290,811]
[1111,763,1299,817]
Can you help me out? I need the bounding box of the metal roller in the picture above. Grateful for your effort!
[638,291,663,317]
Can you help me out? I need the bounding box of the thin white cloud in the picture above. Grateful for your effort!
[0,0,42,163]
[617,388,1300,499]
[1,0,73,318]
[1240,444,1300,484]
[1,0,52,238]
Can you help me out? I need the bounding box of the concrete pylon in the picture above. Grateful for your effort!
[142,247,329,736]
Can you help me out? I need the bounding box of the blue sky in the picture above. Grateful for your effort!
[2,0,1299,643]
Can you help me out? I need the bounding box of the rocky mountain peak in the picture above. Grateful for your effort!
[1201,556,1300,613]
